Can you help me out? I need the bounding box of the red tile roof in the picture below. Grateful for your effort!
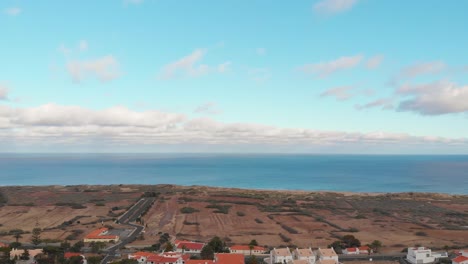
[177,241,205,250]
[346,248,357,252]
[0,242,8,248]
[130,251,158,259]
[216,253,245,264]
[359,246,370,251]
[84,227,118,240]
[64,252,82,259]
[147,255,180,263]
[186,260,215,264]
[230,245,266,251]
[453,256,468,263]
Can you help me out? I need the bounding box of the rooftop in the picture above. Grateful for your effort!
[296,248,314,257]
[319,248,337,257]
[274,248,292,257]
[216,253,245,264]
[84,227,118,240]
[453,256,468,263]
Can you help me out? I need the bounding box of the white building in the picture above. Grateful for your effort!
[407,247,436,264]
[316,248,338,264]
[270,247,293,264]
[229,245,267,255]
[292,248,315,264]
[342,246,371,255]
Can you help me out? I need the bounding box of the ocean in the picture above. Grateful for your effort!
[0,154,467,194]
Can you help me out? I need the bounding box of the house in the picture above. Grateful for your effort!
[453,256,468,264]
[83,227,119,243]
[358,246,371,254]
[342,248,358,255]
[129,251,159,263]
[146,255,183,264]
[270,247,293,264]
[229,245,267,255]
[292,248,315,264]
[10,248,43,260]
[342,246,371,255]
[215,253,245,264]
[0,242,8,248]
[406,247,436,264]
[174,240,205,254]
[129,251,189,264]
[288,260,310,264]
[185,260,215,264]
[455,250,468,257]
[316,248,338,264]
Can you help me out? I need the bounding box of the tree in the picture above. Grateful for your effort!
[328,241,343,253]
[370,240,382,253]
[249,240,259,246]
[67,255,84,264]
[87,256,103,264]
[70,241,84,253]
[20,249,30,260]
[207,236,228,253]
[249,244,254,256]
[91,242,105,253]
[247,255,258,264]
[201,245,215,260]
[9,242,21,249]
[32,228,42,246]
[342,235,361,248]
[164,242,174,252]
[13,232,22,243]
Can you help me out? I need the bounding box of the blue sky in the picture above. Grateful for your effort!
[1,0,468,153]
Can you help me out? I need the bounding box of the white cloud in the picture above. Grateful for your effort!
[0,85,9,101]
[355,98,394,110]
[0,103,466,151]
[366,55,384,69]
[78,40,88,52]
[320,86,354,101]
[158,49,209,79]
[299,55,363,78]
[256,48,266,56]
[313,0,357,14]
[159,49,231,80]
[4,7,21,16]
[66,55,121,83]
[396,81,468,115]
[194,102,221,115]
[398,61,446,79]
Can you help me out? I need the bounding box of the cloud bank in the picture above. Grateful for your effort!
[0,104,466,152]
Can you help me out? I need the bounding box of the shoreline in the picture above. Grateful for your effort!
[1,184,466,197]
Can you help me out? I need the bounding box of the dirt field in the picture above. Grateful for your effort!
[0,185,467,253]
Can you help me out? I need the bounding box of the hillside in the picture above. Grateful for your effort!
[0,185,467,252]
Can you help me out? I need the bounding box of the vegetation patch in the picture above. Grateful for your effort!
[180,207,200,214]
[183,221,200,225]
[206,204,231,214]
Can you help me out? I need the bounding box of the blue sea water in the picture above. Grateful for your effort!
[0,154,467,194]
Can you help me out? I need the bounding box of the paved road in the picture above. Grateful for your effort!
[100,197,155,264]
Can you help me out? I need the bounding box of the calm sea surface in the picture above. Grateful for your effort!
[0,154,467,194]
